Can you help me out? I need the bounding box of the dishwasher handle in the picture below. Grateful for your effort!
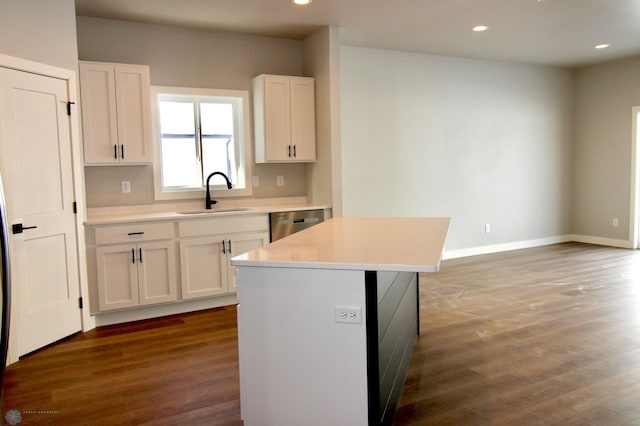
[277,217,320,226]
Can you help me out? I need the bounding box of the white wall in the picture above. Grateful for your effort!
[573,56,640,244]
[340,46,574,251]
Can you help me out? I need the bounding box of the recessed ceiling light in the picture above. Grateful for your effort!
[293,0,312,5]
[472,25,489,32]
[594,44,610,49]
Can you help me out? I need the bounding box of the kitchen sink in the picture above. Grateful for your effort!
[176,208,255,215]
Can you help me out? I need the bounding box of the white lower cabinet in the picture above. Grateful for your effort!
[88,214,270,315]
[179,215,270,299]
[94,222,177,312]
[96,241,177,311]
[180,232,267,299]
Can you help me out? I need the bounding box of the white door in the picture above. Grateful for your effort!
[0,67,82,356]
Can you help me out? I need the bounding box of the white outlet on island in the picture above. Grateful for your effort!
[121,181,131,193]
[276,176,284,187]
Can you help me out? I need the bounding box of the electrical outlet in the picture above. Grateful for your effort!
[613,218,619,227]
[121,181,131,193]
[277,176,284,187]
[252,175,260,187]
[485,224,491,233]
[334,306,362,324]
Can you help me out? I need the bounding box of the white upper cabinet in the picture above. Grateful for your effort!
[253,74,316,163]
[79,61,152,165]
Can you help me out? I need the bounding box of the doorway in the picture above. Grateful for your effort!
[0,54,92,363]
[632,106,640,249]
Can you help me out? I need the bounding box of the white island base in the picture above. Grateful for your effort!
[233,217,450,425]
[237,266,419,425]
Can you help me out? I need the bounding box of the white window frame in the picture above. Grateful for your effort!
[151,85,253,201]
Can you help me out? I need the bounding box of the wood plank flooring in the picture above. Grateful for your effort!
[396,242,640,425]
[2,242,640,425]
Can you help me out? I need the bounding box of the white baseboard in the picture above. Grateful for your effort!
[443,234,635,260]
[94,294,238,327]
[443,235,573,260]
[569,234,634,249]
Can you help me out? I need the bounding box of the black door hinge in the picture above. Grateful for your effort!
[73,201,77,214]
[78,297,83,309]
[66,101,75,116]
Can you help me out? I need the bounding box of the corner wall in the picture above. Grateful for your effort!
[573,56,640,246]
[302,26,342,213]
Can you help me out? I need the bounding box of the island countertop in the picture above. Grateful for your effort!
[231,216,451,273]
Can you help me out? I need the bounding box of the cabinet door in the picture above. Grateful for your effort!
[96,245,139,311]
[290,77,316,161]
[79,63,119,164]
[137,241,178,305]
[180,237,228,299]
[114,65,152,164]
[263,75,292,161]
[227,232,270,293]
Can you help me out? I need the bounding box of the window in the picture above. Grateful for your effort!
[151,86,252,200]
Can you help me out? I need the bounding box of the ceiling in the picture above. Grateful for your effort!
[74,0,640,69]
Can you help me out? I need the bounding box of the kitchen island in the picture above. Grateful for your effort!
[231,217,450,426]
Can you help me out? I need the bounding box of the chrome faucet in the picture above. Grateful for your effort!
[205,172,232,209]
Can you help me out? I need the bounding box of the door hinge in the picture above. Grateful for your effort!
[66,101,75,116]
[73,201,77,214]
[78,297,83,309]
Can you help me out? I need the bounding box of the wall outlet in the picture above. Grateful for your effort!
[121,181,131,193]
[334,306,362,324]
[277,176,284,187]
[613,218,619,227]
[485,224,491,233]
[252,175,260,187]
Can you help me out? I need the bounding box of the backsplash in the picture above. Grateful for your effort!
[84,163,307,208]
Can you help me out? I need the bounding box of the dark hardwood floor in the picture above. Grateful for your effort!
[1,306,242,425]
[3,242,640,425]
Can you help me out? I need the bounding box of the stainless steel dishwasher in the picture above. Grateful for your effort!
[269,209,325,242]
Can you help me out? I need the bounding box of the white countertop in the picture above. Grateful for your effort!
[231,217,451,273]
[85,200,330,226]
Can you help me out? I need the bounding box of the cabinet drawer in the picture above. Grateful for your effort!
[94,222,175,245]
[178,214,269,238]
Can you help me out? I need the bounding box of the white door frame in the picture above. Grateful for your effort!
[0,54,95,363]
[631,107,640,249]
